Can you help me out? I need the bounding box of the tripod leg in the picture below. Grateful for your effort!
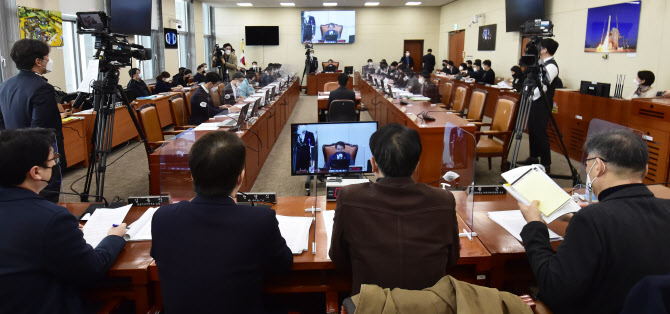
[509,85,534,169]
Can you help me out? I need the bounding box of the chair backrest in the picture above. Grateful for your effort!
[328,99,357,122]
[440,81,454,106]
[489,96,518,141]
[184,91,193,116]
[136,104,164,143]
[147,84,155,94]
[211,87,222,108]
[324,82,339,92]
[322,61,340,71]
[466,88,488,120]
[320,24,343,38]
[452,86,468,112]
[322,143,358,165]
[168,96,188,127]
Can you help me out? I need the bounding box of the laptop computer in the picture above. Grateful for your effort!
[329,158,351,170]
[218,103,250,131]
[249,97,261,117]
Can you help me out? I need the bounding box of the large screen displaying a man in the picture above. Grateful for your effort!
[325,141,354,170]
[300,11,355,44]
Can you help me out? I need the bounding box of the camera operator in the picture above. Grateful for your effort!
[212,46,225,78]
[0,39,66,203]
[307,49,318,74]
[518,38,560,173]
[126,68,151,97]
[222,43,237,82]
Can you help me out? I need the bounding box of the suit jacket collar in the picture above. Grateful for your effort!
[598,183,652,202]
[190,194,237,206]
[376,176,415,187]
[0,186,43,202]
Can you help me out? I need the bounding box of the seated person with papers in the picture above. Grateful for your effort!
[222,71,248,105]
[0,128,127,313]
[188,72,239,125]
[419,71,440,103]
[330,123,460,294]
[517,130,670,314]
[151,131,293,313]
[327,73,356,110]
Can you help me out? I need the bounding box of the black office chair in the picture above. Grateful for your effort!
[328,100,357,122]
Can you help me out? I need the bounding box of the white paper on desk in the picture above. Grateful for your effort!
[322,210,335,260]
[317,95,329,99]
[193,122,220,131]
[487,210,563,243]
[276,215,313,255]
[124,207,158,241]
[78,60,100,93]
[244,96,260,102]
[82,205,132,247]
[252,92,266,97]
[496,81,512,89]
[233,104,247,109]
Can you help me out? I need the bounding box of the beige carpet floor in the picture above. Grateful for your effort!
[60,95,581,203]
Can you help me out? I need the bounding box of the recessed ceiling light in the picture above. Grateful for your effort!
[236,2,253,6]
[280,2,295,5]
[323,2,338,6]
[365,2,380,5]
[405,1,421,5]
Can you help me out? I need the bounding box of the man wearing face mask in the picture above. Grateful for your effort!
[189,72,240,125]
[448,61,459,75]
[222,71,247,105]
[477,60,495,85]
[238,72,257,98]
[308,49,319,74]
[127,68,152,97]
[399,51,414,70]
[0,128,127,313]
[0,39,66,202]
[222,43,238,82]
[193,63,207,84]
[452,63,468,80]
[365,59,376,75]
[439,60,449,73]
[419,72,440,103]
[518,129,670,314]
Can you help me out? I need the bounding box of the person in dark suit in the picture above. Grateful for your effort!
[152,131,293,313]
[0,39,66,203]
[449,61,460,74]
[173,68,192,87]
[323,23,339,42]
[188,72,239,125]
[467,60,482,81]
[153,71,173,94]
[453,63,468,80]
[519,129,670,314]
[330,123,460,294]
[324,59,337,73]
[293,124,316,173]
[477,59,495,85]
[419,72,440,103]
[364,59,376,75]
[0,128,127,313]
[192,63,207,84]
[259,67,275,87]
[422,48,436,73]
[328,73,356,109]
[399,51,414,69]
[326,141,353,169]
[465,60,473,72]
[307,49,318,74]
[222,71,246,105]
[126,67,151,97]
[439,60,449,73]
[510,65,524,91]
[301,13,316,43]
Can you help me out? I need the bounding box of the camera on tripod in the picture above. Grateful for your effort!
[75,11,151,67]
[519,19,554,68]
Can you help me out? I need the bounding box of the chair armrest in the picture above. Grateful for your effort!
[465,118,482,122]
[162,130,186,136]
[475,130,511,136]
[173,125,198,130]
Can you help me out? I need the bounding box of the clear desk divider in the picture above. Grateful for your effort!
[580,119,644,202]
[442,122,477,239]
[159,129,196,203]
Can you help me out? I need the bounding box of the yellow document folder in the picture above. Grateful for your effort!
[513,169,571,216]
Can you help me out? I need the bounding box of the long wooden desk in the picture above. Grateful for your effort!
[148,80,300,196]
[61,117,89,168]
[306,73,353,95]
[71,106,141,157]
[360,79,476,186]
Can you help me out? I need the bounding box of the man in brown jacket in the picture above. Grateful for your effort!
[329,123,460,294]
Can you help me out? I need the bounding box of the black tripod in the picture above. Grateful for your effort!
[78,65,151,202]
[508,63,582,186]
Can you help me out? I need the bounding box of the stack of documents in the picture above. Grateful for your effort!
[82,205,132,247]
[501,165,580,223]
[409,95,431,101]
[124,207,159,241]
[276,215,314,255]
[322,210,335,260]
[193,122,220,131]
[487,210,563,242]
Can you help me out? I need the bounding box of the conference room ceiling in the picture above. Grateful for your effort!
[207,0,457,7]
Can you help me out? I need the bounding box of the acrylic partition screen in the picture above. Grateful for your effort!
[159,130,197,202]
[582,118,645,181]
[442,123,476,231]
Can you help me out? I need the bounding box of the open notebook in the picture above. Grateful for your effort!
[501,165,580,224]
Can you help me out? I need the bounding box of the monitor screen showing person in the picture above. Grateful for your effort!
[291,121,377,175]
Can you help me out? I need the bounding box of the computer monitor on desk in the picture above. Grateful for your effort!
[580,81,611,98]
[291,121,377,176]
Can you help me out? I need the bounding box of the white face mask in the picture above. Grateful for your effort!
[633,79,640,86]
[585,159,604,202]
[418,77,425,84]
[253,65,257,69]
[405,53,410,57]
[310,54,314,58]
[225,50,231,55]
[368,62,373,66]
[211,85,219,92]
[459,66,464,71]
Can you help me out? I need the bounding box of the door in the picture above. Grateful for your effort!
[449,30,465,67]
[403,40,423,72]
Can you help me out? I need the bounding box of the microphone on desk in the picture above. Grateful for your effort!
[39,189,109,207]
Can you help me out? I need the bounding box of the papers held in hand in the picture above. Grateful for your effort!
[501,165,580,224]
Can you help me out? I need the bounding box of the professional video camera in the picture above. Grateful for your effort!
[304,43,313,56]
[76,12,151,68]
[519,19,554,68]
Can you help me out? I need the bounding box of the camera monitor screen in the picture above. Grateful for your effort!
[291,121,377,175]
[78,13,106,29]
[301,11,355,44]
[110,0,152,36]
